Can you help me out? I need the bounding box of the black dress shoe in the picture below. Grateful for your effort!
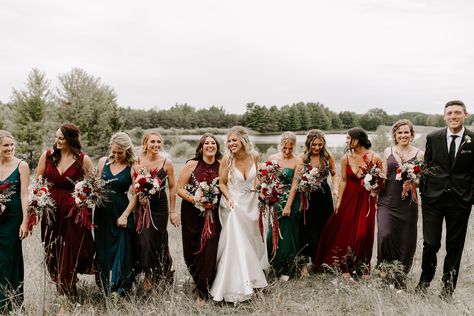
[415,281,430,294]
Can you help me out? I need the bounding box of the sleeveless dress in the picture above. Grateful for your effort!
[0,163,24,312]
[135,160,173,282]
[94,163,135,295]
[299,164,334,263]
[314,158,376,275]
[377,149,419,275]
[41,151,96,295]
[210,164,268,303]
[181,159,221,299]
[266,167,300,277]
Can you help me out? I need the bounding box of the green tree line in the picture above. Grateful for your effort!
[1,68,472,168]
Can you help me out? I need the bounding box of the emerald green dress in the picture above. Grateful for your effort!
[266,167,300,277]
[0,164,24,312]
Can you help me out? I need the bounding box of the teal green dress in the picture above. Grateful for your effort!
[94,163,135,295]
[266,167,300,277]
[0,163,24,312]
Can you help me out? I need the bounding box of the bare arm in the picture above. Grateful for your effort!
[165,159,180,226]
[176,160,198,204]
[218,155,234,208]
[117,165,139,227]
[282,157,303,216]
[36,151,47,178]
[328,153,339,198]
[82,155,94,176]
[335,155,348,213]
[19,161,30,239]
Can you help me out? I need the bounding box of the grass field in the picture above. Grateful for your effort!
[11,127,474,315]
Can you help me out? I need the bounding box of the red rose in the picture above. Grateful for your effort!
[413,165,421,174]
[138,177,147,185]
[82,187,92,194]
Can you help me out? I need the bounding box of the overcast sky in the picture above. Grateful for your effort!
[2,0,474,115]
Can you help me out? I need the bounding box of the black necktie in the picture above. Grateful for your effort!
[449,135,459,166]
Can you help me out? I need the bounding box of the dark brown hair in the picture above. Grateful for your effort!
[445,100,467,113]
[190,133,223,161]
[50,123,83,166]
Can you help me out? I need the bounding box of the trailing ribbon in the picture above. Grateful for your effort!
[194,207,216,254]
[136,200,158,233]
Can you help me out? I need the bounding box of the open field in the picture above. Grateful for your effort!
[11,126,474,315]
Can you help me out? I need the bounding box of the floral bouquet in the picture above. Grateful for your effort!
[26,176,56,232]
[396,159,434,203]
[186,173,220,254]
[297,163,324,224]
[133,167,166,233]
[69,173,113,230]
[0,181,15,216]
[360,153,386,217]
[256,160,283,258]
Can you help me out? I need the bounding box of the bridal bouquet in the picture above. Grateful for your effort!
[256,160,283,258]
[0,181,15,216]
[298,163,324,222]
[26,176,56,232]
[396,159,434,203]
[186,173,220,254]
[133,167,166,233]
[69,173,113,230]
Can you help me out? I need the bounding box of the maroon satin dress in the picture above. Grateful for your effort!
[41,151,95,296]
[314,159,376,276]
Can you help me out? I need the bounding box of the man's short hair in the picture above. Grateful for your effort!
[445,100,467,112]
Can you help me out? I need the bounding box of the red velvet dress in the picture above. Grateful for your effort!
[41,151,96,295]
[313,160,376,275]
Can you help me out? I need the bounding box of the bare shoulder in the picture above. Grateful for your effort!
[251,150,260,162]
[184,159,198,171]
[18,160,30,172]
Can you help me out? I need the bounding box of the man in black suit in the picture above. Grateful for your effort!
[418,100,474,298]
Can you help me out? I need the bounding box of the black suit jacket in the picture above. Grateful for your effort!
[420,127,474,207]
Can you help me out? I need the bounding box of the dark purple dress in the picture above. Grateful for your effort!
[377,149,419,274]
[181,159,221,298]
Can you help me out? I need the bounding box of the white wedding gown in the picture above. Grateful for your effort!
[210,164,268,303]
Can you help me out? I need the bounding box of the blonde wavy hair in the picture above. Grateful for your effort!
[0,130,14,144]
[279,131,297,154]
[225,126,253,182]
[107,132,136,166]
[141,130,163,155]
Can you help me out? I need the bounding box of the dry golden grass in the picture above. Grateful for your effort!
[15,203,473,316]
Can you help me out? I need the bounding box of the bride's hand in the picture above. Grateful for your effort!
[225,198,235,209]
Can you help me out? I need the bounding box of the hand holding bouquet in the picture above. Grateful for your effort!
[0,181,15,216]
[396,159,434,203]
[187,174,220,254]
[133,167,166,233]
[298,163,324,217]
[69,173,113,230]
[27,176,56,232]
[256,160,283,258]
[360,154,386,197]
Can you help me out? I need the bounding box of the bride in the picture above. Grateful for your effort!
[210,126,268,303]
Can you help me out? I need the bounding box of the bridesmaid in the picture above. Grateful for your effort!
[298,130,338,276]
[37,123,96,296]
[0,131,29,312]
[377,119,423,288]
[135,131,180,291]
[177,133,222,305]
[314,127,382,279]
[266,131,302,280]
[94,132,138,296]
